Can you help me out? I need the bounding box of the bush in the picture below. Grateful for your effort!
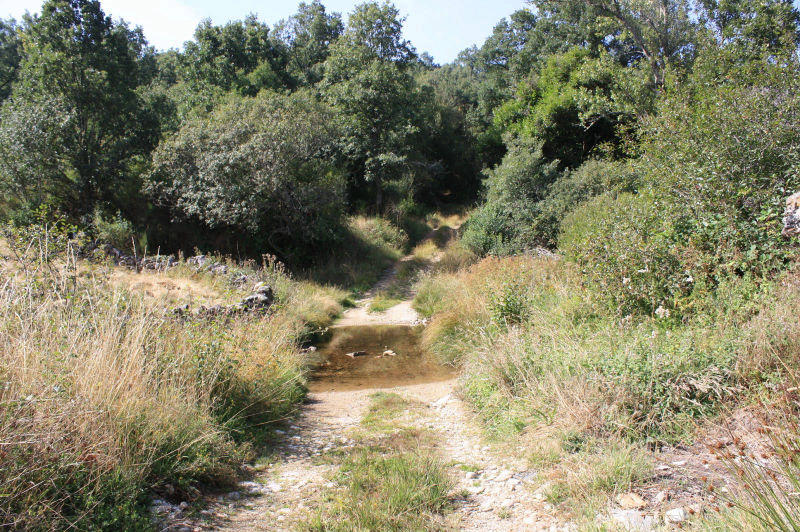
[638,49,800,299]
[93,209,136,254]
[463,142,638,256]
[489,280,530,326]
[558,51,800,318]
[462,136,560,255]
[559,191,688,316]
[146,90,346,262]
[534,159,639,248]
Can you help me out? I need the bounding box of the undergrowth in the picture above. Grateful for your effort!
[415,252,800,518]
[0,223,346,529]
[305,393,452,531]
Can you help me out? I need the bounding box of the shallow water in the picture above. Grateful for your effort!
[307,324,456,392]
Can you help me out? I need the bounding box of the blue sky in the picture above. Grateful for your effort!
[2,0,527,64]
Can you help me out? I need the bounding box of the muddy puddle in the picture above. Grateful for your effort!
[307,324,456,392]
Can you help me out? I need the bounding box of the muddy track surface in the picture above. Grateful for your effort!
[159,230,573,531]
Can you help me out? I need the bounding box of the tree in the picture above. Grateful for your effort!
[273,1,343,86]
[9,0,157,217]
[698,0,800,53]
[322,1,420,212]
[0,19,20,100]
[538,0,696,87]
[492,47,648,169]
[145,91,345,260]
[180,16,288,96]
[344,1,415,63]
[0,96,72,219]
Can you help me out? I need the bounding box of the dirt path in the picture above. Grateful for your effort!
[173,381,569,531]
[336,249,425,327]
[162,229,570,531]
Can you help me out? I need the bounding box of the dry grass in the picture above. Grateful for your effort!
[0,277,240,527]
[412,239,439,261]
[416,250,800,519]
[110,268,232,306]
[0,226,346,528]
[426,211,470,231]
[304,216,406,294]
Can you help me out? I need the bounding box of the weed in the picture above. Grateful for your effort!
[305,426,452,530]
[0,223,344,528]
[369,292,404,313]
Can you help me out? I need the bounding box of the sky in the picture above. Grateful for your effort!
[1,0,527,64]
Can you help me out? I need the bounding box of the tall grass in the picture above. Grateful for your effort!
[305,393,452,531]
[417,255,800,442]
[0,224,341,529]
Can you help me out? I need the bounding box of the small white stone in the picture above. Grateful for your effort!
[665,507,688,523]
[495,470,513,482]
[610,509,656,531]
[467,485,485,495]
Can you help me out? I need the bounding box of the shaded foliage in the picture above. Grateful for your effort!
[146,91,345,260]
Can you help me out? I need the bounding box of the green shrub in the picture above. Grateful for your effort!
[462,136,560,255]
[146,90,346,261]
[93,209,136,254]
[558,51,800,318]
[559,191,688,316]
[489,280,530,326]
[533,159,639,248]
[639,49,800,299]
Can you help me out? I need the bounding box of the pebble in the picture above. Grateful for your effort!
[501,498,514,508]
[665,507,688,523]
[495,469,513,482]
[610,509,656,531]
